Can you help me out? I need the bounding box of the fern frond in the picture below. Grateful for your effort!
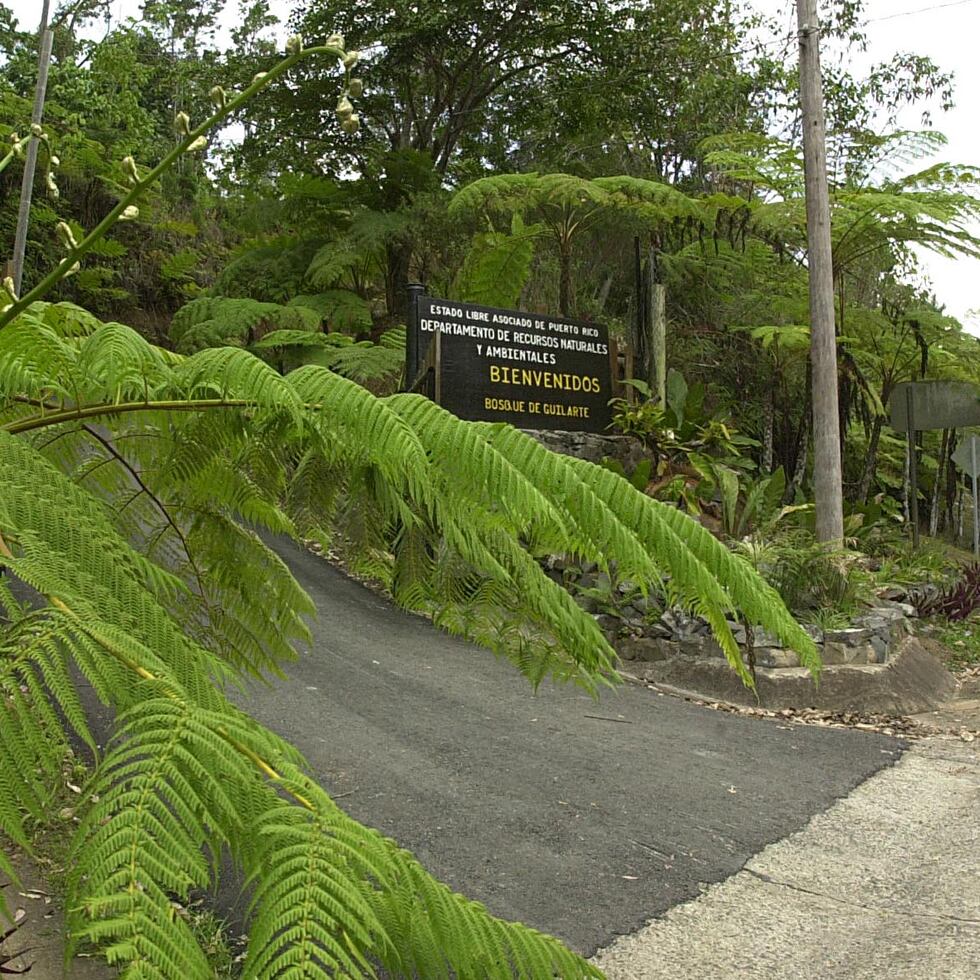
[75,321,172,403]
[30,300,105,338]
[385,395,572,555]
[478,423,662,587]
[565,458,749,681]
[290,289,373,332]
[288,366,431,499]
[244,769,603,980]
[212,236,322,304]
[572,457,819,676]
[170,296,321,353]
[304,336,405,384]
[174,346,306,427]
[0,311,78,401]
[453,216,543,308]
[446,172,541,218]
[305,242,362,290]
[251,328,334,350]
[68,696,237,977]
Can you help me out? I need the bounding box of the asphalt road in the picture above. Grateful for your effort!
[227,538,904,955]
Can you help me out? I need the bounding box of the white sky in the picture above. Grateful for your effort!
[756,0,980,333]
[7,0,980,334]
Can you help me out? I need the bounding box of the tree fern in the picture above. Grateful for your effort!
[0,421,608,978]
[278,333,404,385]
[305,241,364,290]
[170,296,322,352]
[0,294,825,973]
[212,237,323,304]
[289,290,373,333]
[452,214,543,308]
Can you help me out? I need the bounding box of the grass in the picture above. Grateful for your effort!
[929,617,980,671]
[180,901,245,978]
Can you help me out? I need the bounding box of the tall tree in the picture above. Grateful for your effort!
[797,0,844,542]
[10,0,52,294]
[236,1,730,311]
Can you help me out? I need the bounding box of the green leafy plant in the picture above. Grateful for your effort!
[737,529,874,619]
[718,466,788,539]
[0,29,821,980]
[452,213,543,308]
[612,373,757,466]
[252,327,405,387]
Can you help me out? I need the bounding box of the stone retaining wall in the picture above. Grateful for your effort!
[612,599,917,672]
[527,429,647,469]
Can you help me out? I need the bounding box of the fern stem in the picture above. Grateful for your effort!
[80,424,211,605]
[216,730,314,810]
[0,43,346,332]
[3,398,251,433]
[0,146,18,177]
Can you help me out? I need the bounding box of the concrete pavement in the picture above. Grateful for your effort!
[592,739,980,978]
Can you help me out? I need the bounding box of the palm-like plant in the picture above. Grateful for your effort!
[0,38,818,980]
[448,173,735,315]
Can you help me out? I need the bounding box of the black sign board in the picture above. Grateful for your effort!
[416,297,613,433]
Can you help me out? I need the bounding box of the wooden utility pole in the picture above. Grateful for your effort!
[796,0,844,543]
[11,0,54,295]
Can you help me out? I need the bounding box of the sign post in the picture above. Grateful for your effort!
[906,386,919,548]
[415,296,613,433]
[952,434,980,559]
[404,282,427,387]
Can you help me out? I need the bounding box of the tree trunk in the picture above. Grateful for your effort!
[797,0,844,542]
[761,384,774,473]
[11,0,53,294]
[943,430,959,535]
[902,439,911,525]
[856,415,883,504]
[785,366,812,503]
[385,241,412,318]
[596,272,613,311]
[558,244,573,316]
[929,428,950,537]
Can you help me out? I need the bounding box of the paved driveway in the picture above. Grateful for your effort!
[231,539,903,954]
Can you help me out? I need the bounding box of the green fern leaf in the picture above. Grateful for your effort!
[290,289,373,332]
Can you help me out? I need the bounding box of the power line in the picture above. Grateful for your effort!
[867,0,977,23]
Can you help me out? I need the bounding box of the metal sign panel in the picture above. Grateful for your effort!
[953,435,980,479]
[417,298,613,433]
[889,381,980,431]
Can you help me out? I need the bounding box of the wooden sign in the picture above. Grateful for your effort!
[889,381,980,431]
[952,435,980,557]
[413,297,613,433]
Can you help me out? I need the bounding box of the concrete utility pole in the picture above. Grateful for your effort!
[796,0,844,543]
[11,0,54,295]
